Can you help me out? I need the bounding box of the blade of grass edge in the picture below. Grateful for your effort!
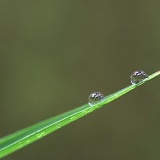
[0,71,159,158]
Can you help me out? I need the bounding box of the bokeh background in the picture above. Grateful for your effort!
[0,0,160,160]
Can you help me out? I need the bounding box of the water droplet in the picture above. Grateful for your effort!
[37,132,45,138]
[88,92,104,106]
[130,70,148,84]
[70,117,76,121]
[56,124,61,129]
[26,140,30,144]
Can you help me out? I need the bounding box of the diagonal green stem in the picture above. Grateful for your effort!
[0,71,159,158]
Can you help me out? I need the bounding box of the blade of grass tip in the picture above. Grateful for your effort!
[99,70,160,106]
[0,71,159,158]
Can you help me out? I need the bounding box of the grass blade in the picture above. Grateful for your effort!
[0,71,159,158]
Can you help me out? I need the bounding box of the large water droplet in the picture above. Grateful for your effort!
[88,92,104,106]
[130,70,148,84]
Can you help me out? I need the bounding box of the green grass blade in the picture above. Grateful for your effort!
[0,71,159,158]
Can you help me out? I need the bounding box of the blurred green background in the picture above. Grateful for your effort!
[0,0,160,159]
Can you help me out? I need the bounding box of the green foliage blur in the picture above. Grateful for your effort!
[0,1,160,160]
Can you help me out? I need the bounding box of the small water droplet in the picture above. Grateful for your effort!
[56,124,61,129]
[26,139,30,144]
[88,92,104,106]
[70,117,76,121]
[37,132,45,138]
[130,70,148,84]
